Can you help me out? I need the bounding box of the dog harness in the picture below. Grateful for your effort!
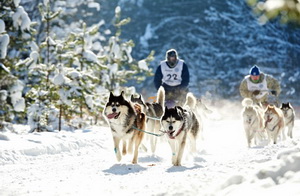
[160,59,184,86]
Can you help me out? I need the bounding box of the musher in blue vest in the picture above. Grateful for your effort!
[154,49,190,108]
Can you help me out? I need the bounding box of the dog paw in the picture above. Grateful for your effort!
[132,159,137,164]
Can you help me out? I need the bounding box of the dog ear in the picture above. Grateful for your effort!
[175,106,184,114]
[109,92,114,100]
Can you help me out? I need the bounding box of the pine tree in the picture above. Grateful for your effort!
[99,6,154,95]
[25,0,62,132]
[0,0,35,125]
[51,21,107,129]
[248,0,300,24]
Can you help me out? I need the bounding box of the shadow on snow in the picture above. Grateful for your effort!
[103,163,147,175]
[166,164,204,173]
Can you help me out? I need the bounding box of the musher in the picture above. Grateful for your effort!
[154,49,190,108]
[239,65,281,106]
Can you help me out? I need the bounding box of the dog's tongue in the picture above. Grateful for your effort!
[107,113,118,119]
[167,131,175,139]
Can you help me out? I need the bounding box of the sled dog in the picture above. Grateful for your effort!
[130,86,165,154]
[104,91,146,164]
[264,105,285,144]
[241,98,265,147]
[161,92,200,166]
[280,102,295,139]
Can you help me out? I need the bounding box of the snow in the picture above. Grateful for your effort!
[12,6,31,32]
[115,6,121,14]
[138,59,149,71]
[109,37,121,59]
[140,23,153,48]
[13,0,20,7]
[108,63,118,75]
[9,80,25,112]
[88,2,100,11]
[83,50,100,64]
[0,19,5,33]
[46,37,56,46]
[0,63,10,73]
[13,98,26,112]
[0,34,10,59]
[123,45,133,63]
[30,42,39,52]
[84,94,94,109]
[58,89,72,106]
[68,70,81,79]
[53,73,66,85]
[263,0,285,11]
[0,90,8,101]
[0,108,299,195]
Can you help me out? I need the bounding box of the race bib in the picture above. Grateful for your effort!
[160,59,184,86]
[246,75,268,92]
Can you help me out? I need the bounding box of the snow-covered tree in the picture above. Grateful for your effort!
[99,6,154,94]
[0,0,34,125]
[24,0,62,132]
[50,21,108,129]
[1,1,155,131]
[248,0,300,24]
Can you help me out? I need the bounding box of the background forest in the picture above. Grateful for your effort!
[1,0,300,132]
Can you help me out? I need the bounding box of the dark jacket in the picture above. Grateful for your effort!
[154,61,190,92]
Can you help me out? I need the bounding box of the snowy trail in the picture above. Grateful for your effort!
[0,119,300,196]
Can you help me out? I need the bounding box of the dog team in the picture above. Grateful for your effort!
[104,86,205,166]
[104,88,296,166]
[240,65,295,148]
[104,49,296,166]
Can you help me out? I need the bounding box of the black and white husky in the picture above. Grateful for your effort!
[130,86,165,154]
[104,91,146,164]
[160,92,201,166]
[280,102,295,139]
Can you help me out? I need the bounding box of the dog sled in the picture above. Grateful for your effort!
[255,89,280,108]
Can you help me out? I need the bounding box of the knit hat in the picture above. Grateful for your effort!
[166,49,178,59]
[249,65,260,76]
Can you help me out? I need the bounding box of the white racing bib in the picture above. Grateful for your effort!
[160,59,184,86]
[246,75,269,99]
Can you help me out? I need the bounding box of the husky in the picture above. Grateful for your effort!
[161,92,201,166]
[130,86,165,154]
[241,98,266,147]
[280,102,295,139]
[104,91,146,164]
[264,105,285,144]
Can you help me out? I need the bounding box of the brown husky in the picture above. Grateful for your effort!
[104,91,146,164]
[264,105,285,144]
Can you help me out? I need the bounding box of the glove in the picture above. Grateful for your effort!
[271,90,277,96]
[252,90,260,96]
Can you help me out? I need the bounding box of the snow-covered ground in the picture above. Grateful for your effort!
[1,107,300,196]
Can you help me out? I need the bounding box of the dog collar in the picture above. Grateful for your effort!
[168,123,184,139]
[265,116,273,127]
